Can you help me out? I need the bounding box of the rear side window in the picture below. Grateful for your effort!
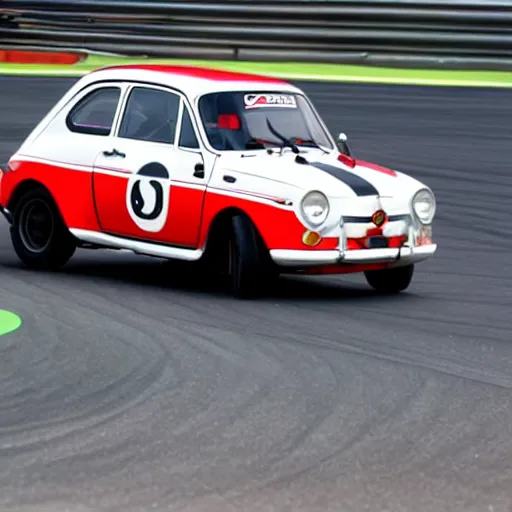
[179,105,200,149]
[66,87,121,136]
[118,87,181,145]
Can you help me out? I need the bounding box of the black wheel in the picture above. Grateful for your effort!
[364,264,414,293]
[227,214,274,299]
[10,187,76,270]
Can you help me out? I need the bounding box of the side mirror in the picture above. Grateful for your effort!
[336,132,351,156]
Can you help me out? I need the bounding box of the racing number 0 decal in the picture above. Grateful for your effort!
[126,162,171,233]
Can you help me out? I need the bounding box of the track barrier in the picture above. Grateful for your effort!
[2,1,512,69]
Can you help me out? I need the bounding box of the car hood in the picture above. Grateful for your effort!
[216,148,423,200]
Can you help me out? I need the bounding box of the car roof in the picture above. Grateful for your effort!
[85,64,302,98]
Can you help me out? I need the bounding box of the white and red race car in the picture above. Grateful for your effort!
[0,64,436,298]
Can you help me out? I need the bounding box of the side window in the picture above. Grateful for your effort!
[66,87,121,136]
[179,105,200,149]
[118,87,180,144]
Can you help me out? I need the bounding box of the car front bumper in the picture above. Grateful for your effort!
[270,220,437,268]
[270,243,437,268]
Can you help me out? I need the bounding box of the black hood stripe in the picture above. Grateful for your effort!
[310,162,379,197]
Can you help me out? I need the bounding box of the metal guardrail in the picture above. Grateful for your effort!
[2,0,512,69]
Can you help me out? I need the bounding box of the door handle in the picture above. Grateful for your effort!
[103,148,126,158]
[193,162,205,179]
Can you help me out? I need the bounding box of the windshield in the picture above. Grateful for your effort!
[197,91,333,152]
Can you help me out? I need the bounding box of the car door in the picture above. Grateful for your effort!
[92,84,211,248]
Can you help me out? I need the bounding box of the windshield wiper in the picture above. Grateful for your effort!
[290,138,324,149]
[265,119,300,155]
[265,118,330,156]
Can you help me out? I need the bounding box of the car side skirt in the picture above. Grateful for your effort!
[70,229,204,261]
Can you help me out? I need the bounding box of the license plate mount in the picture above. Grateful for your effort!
[366,236,389,249]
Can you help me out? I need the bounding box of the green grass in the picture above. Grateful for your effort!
[1,52,512,87]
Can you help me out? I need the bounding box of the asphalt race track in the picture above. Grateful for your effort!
[1,76,512,512]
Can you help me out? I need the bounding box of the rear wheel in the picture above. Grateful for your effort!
[364,264,414,293]
[10,188,76,270]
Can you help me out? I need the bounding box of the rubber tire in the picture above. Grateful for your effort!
[364,264,415,293]
[228,214,270,299]
[10,187,77,270]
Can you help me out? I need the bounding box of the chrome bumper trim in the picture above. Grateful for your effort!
[270,244,437,267]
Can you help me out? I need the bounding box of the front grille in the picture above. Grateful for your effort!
[343,214,410,224]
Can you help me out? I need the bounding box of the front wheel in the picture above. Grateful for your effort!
[364,264,414,293]
[10,188,76,270]
[228,214,276,299]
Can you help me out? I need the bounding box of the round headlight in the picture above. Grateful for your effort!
[301,191,329,226]
[412,188,436,224]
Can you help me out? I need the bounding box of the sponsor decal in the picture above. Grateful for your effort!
[126,162,171,233]
[244,93,297,109]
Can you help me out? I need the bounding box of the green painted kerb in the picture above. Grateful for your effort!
[0,310,22,336]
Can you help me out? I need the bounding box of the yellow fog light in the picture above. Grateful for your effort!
[302,230,322,247]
